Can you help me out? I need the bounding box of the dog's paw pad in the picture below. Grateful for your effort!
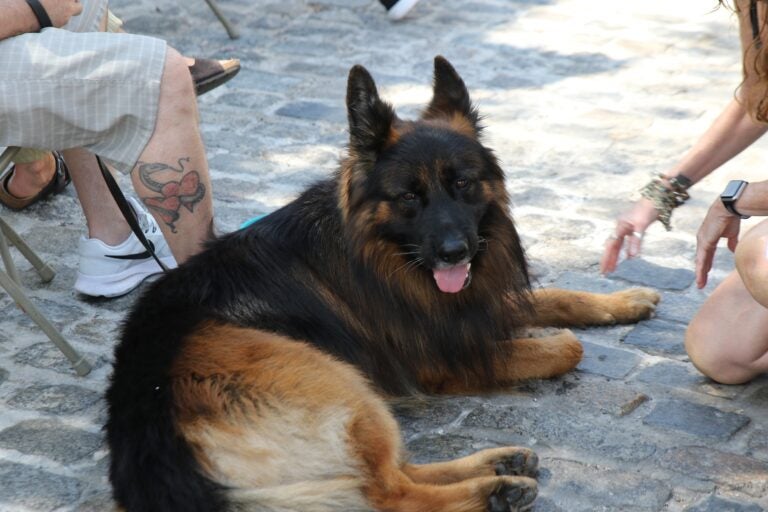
[493,450,538,477]
[488,478,537,512]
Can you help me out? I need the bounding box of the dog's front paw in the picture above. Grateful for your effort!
[493,448,539,478]
[487,476,537,512]
[600,287,660,324]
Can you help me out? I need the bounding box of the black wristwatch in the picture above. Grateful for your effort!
[720,180,751,219]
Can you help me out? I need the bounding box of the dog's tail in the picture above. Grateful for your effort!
[227,479,373,512]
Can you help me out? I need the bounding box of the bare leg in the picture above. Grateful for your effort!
[62,148,131,246]
[127,48,214,263]
[686,218,768,384]
[9,51,213,263]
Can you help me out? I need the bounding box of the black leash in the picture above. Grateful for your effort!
[96,155,170,273]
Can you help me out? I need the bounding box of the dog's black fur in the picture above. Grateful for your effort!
[106,56,535,511]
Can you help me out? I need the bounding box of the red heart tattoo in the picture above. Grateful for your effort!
[137,158,206,231]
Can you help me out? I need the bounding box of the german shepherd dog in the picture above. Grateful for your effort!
[106,57,659,512]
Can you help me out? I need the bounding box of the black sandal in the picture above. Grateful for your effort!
[0,151,71,211]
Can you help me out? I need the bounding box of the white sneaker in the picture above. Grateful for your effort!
[383,0,422,20]
[74,198,178,298]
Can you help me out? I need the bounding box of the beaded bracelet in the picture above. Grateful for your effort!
[639,174,690,231]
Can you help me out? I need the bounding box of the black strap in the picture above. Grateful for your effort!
[25,0,53,31]
[751,0,763,49]
[96,155,170,273]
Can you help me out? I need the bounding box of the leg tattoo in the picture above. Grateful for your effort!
[135,157,206,233]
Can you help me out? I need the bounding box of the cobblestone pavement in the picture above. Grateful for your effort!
[2,0,768,510]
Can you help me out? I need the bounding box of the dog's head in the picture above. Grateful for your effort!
[339,56,527,298]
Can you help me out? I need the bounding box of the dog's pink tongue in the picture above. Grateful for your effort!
[433,264,469,293]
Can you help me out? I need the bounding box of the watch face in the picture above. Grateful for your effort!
[722,180,745,200]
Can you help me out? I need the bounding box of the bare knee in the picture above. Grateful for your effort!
[159,48,197,118]
[735,232,768,308]
[685,317,756,385]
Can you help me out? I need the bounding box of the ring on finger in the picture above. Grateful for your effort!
[632,231,644,239]
[607,234,620,241]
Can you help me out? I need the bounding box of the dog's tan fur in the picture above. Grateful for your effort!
[107,57,661,512]
[167,279,657,511]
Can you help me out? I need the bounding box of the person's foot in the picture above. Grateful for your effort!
[381,0,422,20]
[188,58,241,96]
[74,198,178,298]
[0,152,71,211]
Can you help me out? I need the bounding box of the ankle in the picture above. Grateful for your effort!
[87,223,132,247]
[7,153,56,198]
[23,153,55,174]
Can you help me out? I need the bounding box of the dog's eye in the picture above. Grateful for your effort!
[455,178,470,189]
[401,192,418,202]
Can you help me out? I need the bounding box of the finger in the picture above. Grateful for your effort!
[600,246,618,274]
[727,235,739,253]
[695,245,715,289]
[627,231,644,258]
[600,233,623,274]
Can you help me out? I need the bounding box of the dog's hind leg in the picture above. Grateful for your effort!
[528,287,660,327]
[402,446,538,485]
[349,411,537,512]
[171,324,383,512]
[172,324,537,512]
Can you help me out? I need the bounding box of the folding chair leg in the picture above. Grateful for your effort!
[0,217,55,282]
[0,269,91,376]
[204,0,239,39]
[0,146,89,376]
[0,219,20,284]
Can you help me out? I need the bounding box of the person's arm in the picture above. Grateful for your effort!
[695,180,768,288]
[724,179,768,217]
[0,0,83,40]
[1,0,41,38]
[666,98,768,185]
[600,1,768,274]
[600,97,768,274]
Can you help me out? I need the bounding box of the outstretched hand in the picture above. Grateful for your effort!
[600,198,660,274]
[694,199,741,289]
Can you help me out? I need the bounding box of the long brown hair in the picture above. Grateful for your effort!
[723,0,768,121]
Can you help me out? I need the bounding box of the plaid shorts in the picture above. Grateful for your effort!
[0,0,167,173]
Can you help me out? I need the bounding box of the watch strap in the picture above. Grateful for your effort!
[724,201,750,219]
[721,180,750,219]
[25,0,53,31]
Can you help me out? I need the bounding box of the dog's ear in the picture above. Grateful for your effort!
[346,65,397,160]
[423,56,481,133]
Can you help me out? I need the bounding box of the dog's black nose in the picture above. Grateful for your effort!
[438,239,469,264]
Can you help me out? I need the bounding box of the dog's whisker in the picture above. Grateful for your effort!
[403,258,424,275]
[388,256,425,278]
[388,259,417,278]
